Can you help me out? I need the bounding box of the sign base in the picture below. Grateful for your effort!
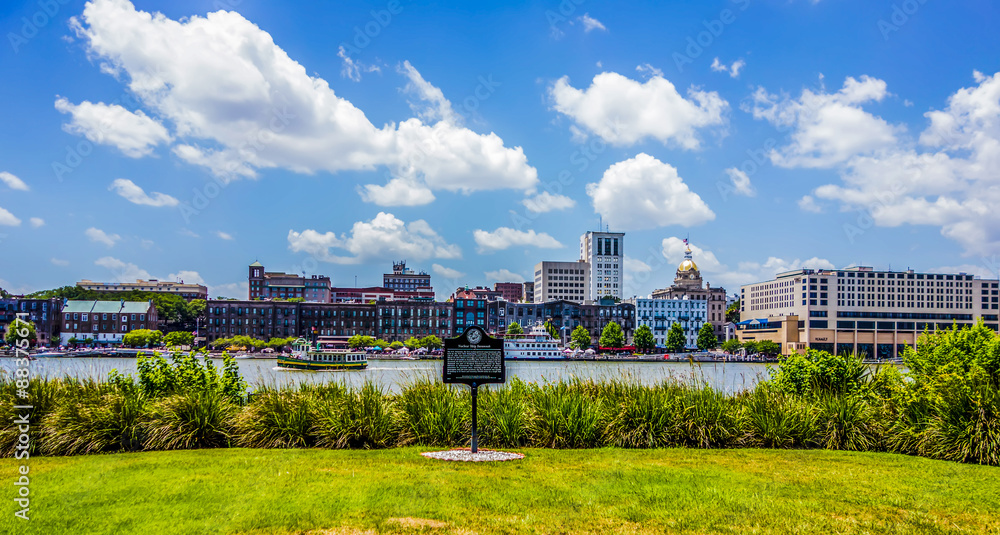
[421,449,524,462]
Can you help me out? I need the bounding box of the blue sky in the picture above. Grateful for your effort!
[1,0,999,299]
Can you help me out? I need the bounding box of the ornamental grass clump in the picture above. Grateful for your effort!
[604,383,677,448]
[234,386,317,448]
[397,379,469,446]
[813,393,880,451]
[41,380,147,456]
[739,384,817,449]
[529,381,603,448]
[143,389,235,450]
[0,375,62,456]
[479,378,530,448]
[314,381,399,449]
[677,384,740,448]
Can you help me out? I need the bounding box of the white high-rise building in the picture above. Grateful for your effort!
[533,260,590,304]
[580,231,624,302]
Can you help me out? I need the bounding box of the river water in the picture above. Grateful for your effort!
[1,357,772,394]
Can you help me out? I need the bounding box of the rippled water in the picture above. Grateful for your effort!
[1,357,773,394]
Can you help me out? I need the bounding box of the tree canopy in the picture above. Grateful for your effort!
[666,323,686,352]
[599,321,625,349]
[633,324,655,353]
[570,325,591,350]
[726,299,741,324]
[122,329,163,348]
[697,323,718,350]
[506,322,524,335]
[163,331,194,348]
[4,319,37,348]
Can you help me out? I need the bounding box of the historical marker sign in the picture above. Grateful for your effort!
[443,326,505,453]
[443,326,505,384]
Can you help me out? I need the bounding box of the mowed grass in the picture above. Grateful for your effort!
[3,449,999,534]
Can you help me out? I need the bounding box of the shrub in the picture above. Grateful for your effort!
[529,382,603,448]
[479,379,530,448]
[144,389,235,450]
[397,380,468,446]
[771,349,868,396]
[813,394,880,451]
[234,388,316,448]
[42,383,146,456]
[314,382,399,449]
[740,385,817,449]
[135,351,246,402]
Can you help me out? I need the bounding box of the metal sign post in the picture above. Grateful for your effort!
[443,326,505,454]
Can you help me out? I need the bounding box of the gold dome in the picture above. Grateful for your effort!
[678,259,698,272]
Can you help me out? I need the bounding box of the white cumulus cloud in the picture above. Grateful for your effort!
[485,269,526,283]
[710,57,745,78]
[587,153,715,231]
[0,207,21,227]
[724,168,755,197]
[54,98,170,158]
[432,264,465,280]
[521,191,576,213]
[578,14,606,32]
[86,227,121,247]
[473,228,563,254]
[0,172,29,191]
[109,178,179,207]
[95,256,152,281]
[288,212,461,265]
[550,72,728,149]
[29,217,44,228]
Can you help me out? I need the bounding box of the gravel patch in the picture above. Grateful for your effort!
[421,449,525,462]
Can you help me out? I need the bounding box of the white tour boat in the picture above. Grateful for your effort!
[503,322,565,360]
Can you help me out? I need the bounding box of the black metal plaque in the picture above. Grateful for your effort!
[443,326,506,384]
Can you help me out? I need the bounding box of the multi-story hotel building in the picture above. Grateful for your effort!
[1,298,63,346]
[631,296,707,349]
[651,240,728,342]
[77,279,208,301]
[204,300,376,343]
[580,231,624,302]
[377,301,453,341]
[59,300,159,345]
[247,262,331,302]
[738,266,1000,358]
[533,260,591,304]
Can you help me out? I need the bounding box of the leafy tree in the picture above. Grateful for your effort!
[726,298,741,324]
[348,334,376,348]
[742,340,759,355]
[599,321,625,349]
[633,324,655,353]
[4,319,37,349]
[131,350,247,402]
[697,323,718,351]
[570,325,591,350]
[757,340,780,356]
[721,339,742,353]
[772,348,868,396]
[389,341,404,350]
[420,335,443,349]
[163,331,194,348]
[372,339,390,349]
[404,337,422,350]
[122,329,163,348]
[68,337,79,347]
[506,322,524,335]
[266,337,295,351]
[666,323,686,352]
[903,320,1000,386]
[543,320,559,341]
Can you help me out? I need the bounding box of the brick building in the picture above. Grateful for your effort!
[204,300,377,343]
[376,301,453,341]
[493,282,524,303]
[500,299,635,347]
[0,298,63,347]
[59,300,158,345]
[247,262,331,302]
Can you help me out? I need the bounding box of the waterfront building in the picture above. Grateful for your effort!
[204,300,377,343]
[651,240,728,341]
[454,296,502,335]
[453,286,503,302]
[533,260,591,304]
[738,266,1000,357]
[630,296,707,349]
[77,278,208,301]
[376,301,452,341]
[0,297,63,346]
[248,262,331,302]
[581,230,624,302]
[522,281,535,303]
[493,282,524,303]
[328,286,434,302]
[501,299,635,347]
[59,300,158,345]
[384,261,432,293]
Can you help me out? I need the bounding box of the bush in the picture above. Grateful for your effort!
[771,349,868,396]
[740,385,817,449]
[144,389,235,450]
[397,380,468,446]
[42,382,146,456]
[135,351,246,402]
[234,388,316,448]
[314,382,399,449]
[479,378,530,448]
[529,382,603,448]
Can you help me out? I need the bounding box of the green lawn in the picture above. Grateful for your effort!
[3,448,998,534]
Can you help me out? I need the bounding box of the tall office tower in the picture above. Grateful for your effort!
[580,230,625,302]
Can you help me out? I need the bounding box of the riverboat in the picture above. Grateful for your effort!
[503,322,565,360]
[277,338,368,371]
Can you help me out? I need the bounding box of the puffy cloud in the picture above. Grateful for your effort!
[724,168,755,197]
[473,227,563,253]
[521,191,576,213]
[29,217,44,228]
[485,269,526,283]
[0,207,21,227]
[287,212,461,265]
[797,195,823,213]
[209,281,248,299]
[216,231,234,240]
[399,60,459,125]
[586,153,715,231]
[109,178,179,207]
[432,264,465,280]
[0,172,29,191]
[71,0,537,200]
[744,75,900,168]
[166,270,205,285]
[54,98,170,158]
[358,176,435,206]
[710,57,745,78]
[797,71,1000,254]
[578,14,606,32]
[95,256,152,281]
[550,72,728,149]
[86,227,121,247]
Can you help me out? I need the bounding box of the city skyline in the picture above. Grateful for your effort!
[2,1,1000,300]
